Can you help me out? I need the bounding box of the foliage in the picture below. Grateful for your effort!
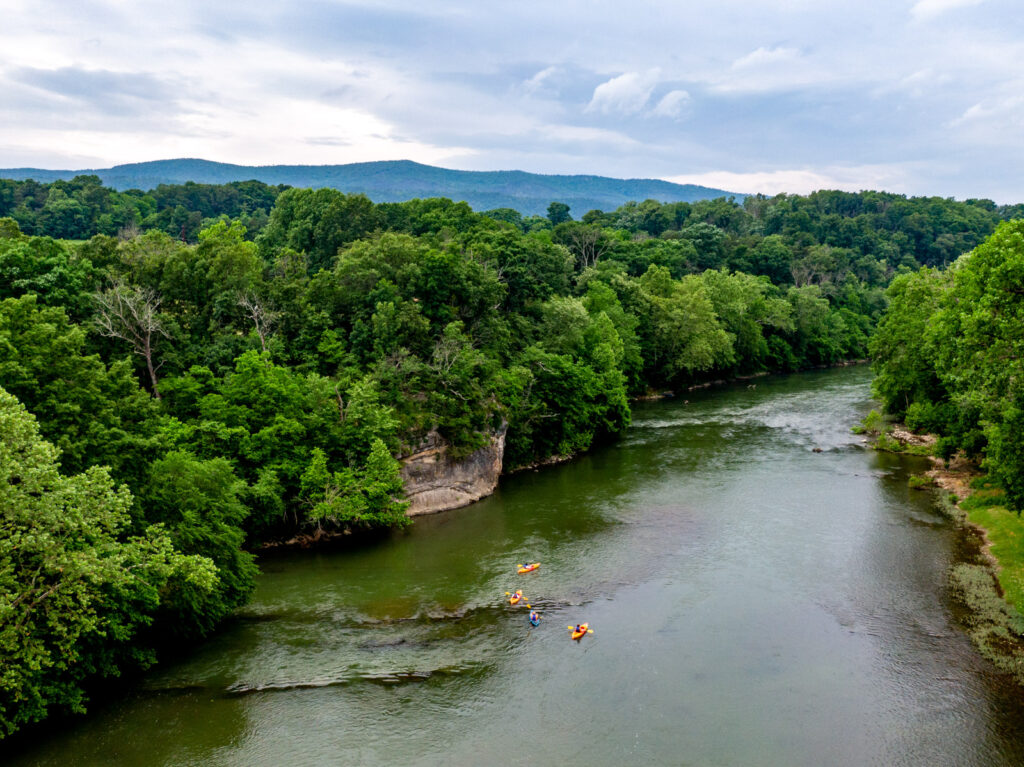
[300,440,410,529]
[4,174,1002,733]
[0,387,215,737]
[0,295,163,491]
[871,220,1024,511]
[139,452,257,638]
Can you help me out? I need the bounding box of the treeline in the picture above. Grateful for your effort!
[0,182,1009,737]
[871,219,1024,512]
[3,173,1022,270]
[0,175,286,242]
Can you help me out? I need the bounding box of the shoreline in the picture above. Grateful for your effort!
[264,360,875,550]
[871,425,1024,686]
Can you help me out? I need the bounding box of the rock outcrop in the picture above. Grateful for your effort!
[399,425,506,516]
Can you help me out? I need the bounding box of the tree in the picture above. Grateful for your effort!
[238,291,278,353]
[636,266,732,382]
[932,221,1024,509]
[553,222,613,270]
[869,268,948,418]
[546,201,572,226]
[93,282,168,398]
[140,452,257,638]
[0,387,215,738]
[0,295,163,490]
[300,439,410,529]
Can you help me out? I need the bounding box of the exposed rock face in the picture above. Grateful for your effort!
[399,426,506,516]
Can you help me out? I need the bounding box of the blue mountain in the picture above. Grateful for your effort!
[0,158,741,216]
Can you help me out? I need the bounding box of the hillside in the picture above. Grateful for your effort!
[0,158,740,216]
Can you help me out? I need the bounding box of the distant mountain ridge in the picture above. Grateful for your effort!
[0,158,741,216]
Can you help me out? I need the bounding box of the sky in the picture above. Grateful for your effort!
[1,0,1022,201]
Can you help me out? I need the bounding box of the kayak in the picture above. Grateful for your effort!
[509,590,524,605]
[570,623,590,640]
[517,563,540,574]
[529,614,541,627]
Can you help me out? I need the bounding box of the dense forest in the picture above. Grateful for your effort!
[2,176,1021,738]
[871,219,1024,512]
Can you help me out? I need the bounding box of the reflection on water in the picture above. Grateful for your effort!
[11,366,1024,766]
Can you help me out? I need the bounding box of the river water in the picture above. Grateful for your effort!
[11,365,1024,766]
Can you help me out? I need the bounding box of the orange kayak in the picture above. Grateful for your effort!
[570,623,590,640]
[509,590,524,605]
[517,563,540,574]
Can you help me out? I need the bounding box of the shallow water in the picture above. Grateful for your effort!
[12,366,1024,766]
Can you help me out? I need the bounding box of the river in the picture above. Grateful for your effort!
[11,365,1024,766]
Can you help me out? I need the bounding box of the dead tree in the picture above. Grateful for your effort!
[238,291,278,353]
[565,225,612,269]
[94,283,167,398]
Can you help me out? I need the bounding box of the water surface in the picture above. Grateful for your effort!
[13,366,1024,766]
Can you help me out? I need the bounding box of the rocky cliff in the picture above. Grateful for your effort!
[399,426,506,516]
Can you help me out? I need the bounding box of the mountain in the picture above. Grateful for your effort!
[0,159,741,216]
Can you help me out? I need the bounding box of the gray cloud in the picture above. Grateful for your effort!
[10,67,185,118]
[1,0,1023,199]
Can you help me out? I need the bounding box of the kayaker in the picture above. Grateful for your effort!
[529,610,540,625]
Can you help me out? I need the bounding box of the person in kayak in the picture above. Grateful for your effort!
[529,610,540,625]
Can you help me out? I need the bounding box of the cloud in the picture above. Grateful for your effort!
[650,90,691,119]
[585,70,660,115]
[0,0,1021,201]
[708,45,830,94]
[10,67,184,117]
[664,165,912,196]
[731,46,800,70]
[523,66,559,96]
[947,92,1024,150]
[910,0,985,20]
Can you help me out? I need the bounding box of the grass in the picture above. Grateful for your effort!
[962,482,1024,613]
[935,476,1024,682]
[908,473,933,489]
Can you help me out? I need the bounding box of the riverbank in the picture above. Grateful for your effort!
[868,423,1024,685]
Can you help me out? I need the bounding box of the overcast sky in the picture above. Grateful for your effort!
[1,0,1022,200]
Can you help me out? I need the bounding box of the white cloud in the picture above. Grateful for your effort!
[950,95,1024,125]
[708,45,831,94]
[523,66,559,96]
[731,46,800,70]
[910,0,985,21]
[585,69,660,115]
[664,165,912,196]
[650,90,691,119]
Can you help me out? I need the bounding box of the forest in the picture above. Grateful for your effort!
[2,174,1021,738]
[870,219,1024,513]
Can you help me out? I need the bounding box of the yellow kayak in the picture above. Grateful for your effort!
[509,590,524,605]
[517,563,540,574]
[569,623,590,640]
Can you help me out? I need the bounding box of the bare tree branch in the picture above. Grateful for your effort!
[93,282,167,398]
[238,291,279,353]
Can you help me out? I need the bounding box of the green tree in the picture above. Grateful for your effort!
[546,201,572,226]
[0,387,215,738]
[140,452,257,637]
[0,295,163,490]
[636,266,732,383]
[932,221,1024,509]
[869,268,948,418]
[300,439,410,529]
